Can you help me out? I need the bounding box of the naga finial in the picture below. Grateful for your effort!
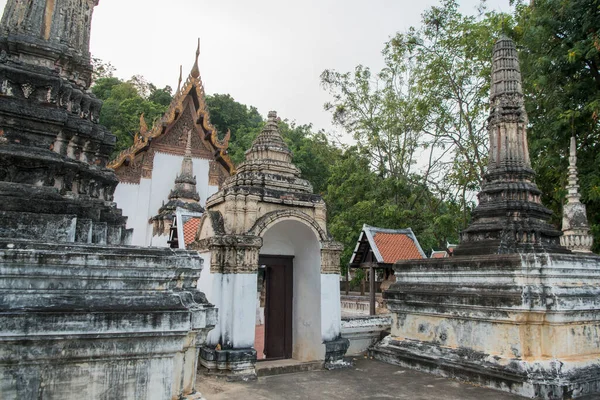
[177,65,183,94]
[139,113,148,135]
[191,38,201,79]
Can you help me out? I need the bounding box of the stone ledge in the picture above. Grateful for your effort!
[371,336,600,399]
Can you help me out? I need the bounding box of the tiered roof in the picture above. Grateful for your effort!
[217,111,314,195]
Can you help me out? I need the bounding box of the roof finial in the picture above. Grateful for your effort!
[177,65,183,94]
[191,38,201,79]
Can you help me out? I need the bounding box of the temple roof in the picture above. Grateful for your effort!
[349,225,426,267]
[108,40,235,179]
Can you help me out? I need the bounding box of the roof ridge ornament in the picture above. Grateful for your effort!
[177,65,183,95]
[191,38,201,79]
[139,113,148,135]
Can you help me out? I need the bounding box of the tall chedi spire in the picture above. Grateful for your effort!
[561,135,593,252]
[0,0,129,244]
[455,36,565,255]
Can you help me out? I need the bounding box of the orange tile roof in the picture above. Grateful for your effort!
[372,232,424,263]
[183,217,202,246]
[431,251,448,258]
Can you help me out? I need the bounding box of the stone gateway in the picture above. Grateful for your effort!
[191,112,348,378]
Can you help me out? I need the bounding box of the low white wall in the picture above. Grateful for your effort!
[113,152,213,247]
[341,315,392,356]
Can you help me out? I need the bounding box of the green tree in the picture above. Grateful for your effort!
[92,76,173,157]
[280,123,343,195]
[324,146,461,270]
[322,0,511,228]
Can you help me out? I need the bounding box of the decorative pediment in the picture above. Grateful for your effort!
[109,40,235,180]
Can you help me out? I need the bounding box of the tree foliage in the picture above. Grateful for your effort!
[92,74,173,157]
[205,94,263,164]
[322,0,511,229]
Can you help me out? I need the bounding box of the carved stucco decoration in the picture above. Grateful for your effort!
[193,114,343,275]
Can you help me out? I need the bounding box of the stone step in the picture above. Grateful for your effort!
[255,359,323,377]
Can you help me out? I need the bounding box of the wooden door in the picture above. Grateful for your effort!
[261,255,293,360]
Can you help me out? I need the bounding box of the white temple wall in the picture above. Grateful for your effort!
[113,152,213,247]
[150,234,169,247]
[206,268,221,347]
[206,272,256,348]
[113,179,153,246]
[207,184,219,200]
[198,251,214,304]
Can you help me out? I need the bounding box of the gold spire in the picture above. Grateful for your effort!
[191,38,201,79]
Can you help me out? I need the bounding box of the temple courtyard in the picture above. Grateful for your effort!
[197,358,530,399]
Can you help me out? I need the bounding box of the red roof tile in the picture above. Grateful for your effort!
[431,251,448,259]
[373,232,424,263]
[183,217,202,246]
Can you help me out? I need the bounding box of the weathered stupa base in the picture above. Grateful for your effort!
[199,346,258,381]
[0,239,216,399]
[373,253,600,399]
[371,337,600,399]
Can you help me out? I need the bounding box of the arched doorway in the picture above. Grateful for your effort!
[256,219,323,362]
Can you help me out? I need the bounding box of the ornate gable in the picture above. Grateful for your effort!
[109,40,234,184]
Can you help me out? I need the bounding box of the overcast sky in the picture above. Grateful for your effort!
[0,0,512,134]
